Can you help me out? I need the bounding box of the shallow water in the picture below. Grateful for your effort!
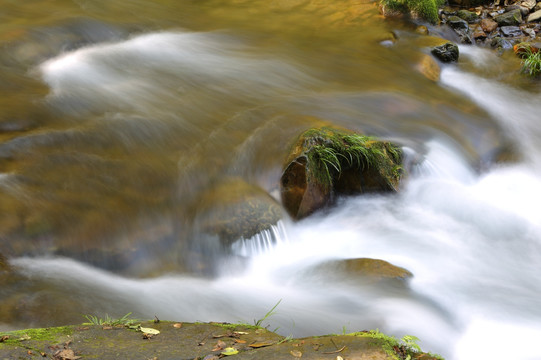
[1,1,541,359]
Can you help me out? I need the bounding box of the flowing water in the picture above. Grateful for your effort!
[1,1,541,359]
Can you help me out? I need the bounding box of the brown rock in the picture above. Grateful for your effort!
[480,18,499,33]
[472,25,488,40]
[280,127,402,219]
[334,258,413,281]
[417,54,441,81]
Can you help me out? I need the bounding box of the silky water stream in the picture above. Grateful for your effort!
[1,1,541,359]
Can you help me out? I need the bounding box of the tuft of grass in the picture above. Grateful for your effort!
[516,43,541,77]
[82,312,139,327]
[303,127,402,188]
[254,299,282,327]
[380,0,444,24]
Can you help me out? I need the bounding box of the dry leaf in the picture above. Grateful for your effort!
[290,350,303,358]
[19,334,31,341]
[234,339,246,344]
[234,331,249,335]
[142,333,154,340]
[53,349,81,360]
[212,340,227,351]
[102,326,113,330]
[0,335,9,342]
[249,341,275,348]
[173,323,183,328]
[337,356,344,360]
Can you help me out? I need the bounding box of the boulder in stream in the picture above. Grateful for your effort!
[280,127,402,220]
[192,178,283,245]
[431,42,460,62]
[314,258,413,287]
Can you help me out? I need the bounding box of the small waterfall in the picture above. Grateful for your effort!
[230,220,289,256]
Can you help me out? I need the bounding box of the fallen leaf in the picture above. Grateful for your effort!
[234,331,249,335]
[337,356,344,360]
[102,326,113,330]
[249,341,275,348]
[142,333,154,340]
[40,351,47,357]
[0,335,9,342]
[173,323,183,328]
[221,347,239,356]
[140,327,160,335]
[212,340,227,351]
[290,350,303,358]
[27,350,33,355]
[53,349,81,360]
[234,339,246,344]
[19,334,31,341]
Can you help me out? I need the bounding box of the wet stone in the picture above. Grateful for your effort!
[473,25,488,40]
[480,18,499,33]
[528,9,541,22]
[457,9,479,23]
[447,15,469,30]
[520,0,537,11]
[431,42,460,62]
[491,36,515,50]
[500,25,523,37]
[494,9,523,26]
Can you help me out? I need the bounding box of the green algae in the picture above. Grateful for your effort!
[0,325,74,352]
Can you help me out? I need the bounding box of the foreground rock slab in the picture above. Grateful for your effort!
[0,322,441,360]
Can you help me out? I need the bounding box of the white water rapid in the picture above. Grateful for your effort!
[4,30,541,360]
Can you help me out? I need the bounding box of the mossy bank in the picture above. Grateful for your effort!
[0,321,443,360]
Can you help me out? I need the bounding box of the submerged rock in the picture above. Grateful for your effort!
[280,127,402,219]
[193,178,283,245]
[431,42,460,62]
[315,258,413,286]
[418,53,441,81]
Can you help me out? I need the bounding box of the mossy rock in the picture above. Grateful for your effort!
[0,322,442,360]
[280,127,402,219]
[193,178,283,245]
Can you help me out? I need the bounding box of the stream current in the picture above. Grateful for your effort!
[1,1,541,359]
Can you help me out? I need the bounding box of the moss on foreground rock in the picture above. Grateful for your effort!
[0,321,443,360]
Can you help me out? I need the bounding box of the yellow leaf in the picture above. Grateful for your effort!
[290,350,303,358]
[248,341,275,348]
[140,327,160,335]
[221,347,239,356]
